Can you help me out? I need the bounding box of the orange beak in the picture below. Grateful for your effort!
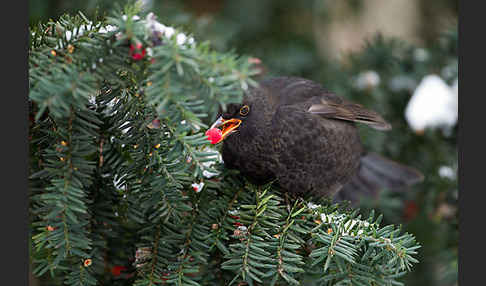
[209,116,242,144]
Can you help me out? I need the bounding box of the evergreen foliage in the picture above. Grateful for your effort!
[29,4,422,286]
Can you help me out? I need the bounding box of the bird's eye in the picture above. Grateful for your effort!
[239,105,250,116]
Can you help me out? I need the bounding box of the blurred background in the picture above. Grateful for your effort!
[29,1,458,285]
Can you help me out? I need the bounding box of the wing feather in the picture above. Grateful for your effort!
[308,99,392,131]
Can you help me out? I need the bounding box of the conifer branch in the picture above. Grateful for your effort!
[29,5,423,286]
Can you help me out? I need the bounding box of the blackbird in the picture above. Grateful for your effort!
[207,76,423,203]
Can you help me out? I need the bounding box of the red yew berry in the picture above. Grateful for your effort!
[111,265,127,276]
[129,43,146,61]
[205,128,222,144]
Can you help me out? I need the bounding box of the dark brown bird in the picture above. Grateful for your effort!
[208,76,423,203]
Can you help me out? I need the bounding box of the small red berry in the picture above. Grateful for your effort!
[83,259,92,267]
[403,200,419,221]
[111,265,127,276]
[129,44,146,61]
[205,128,222,144]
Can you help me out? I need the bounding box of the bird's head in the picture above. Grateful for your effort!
[206,102,252,144]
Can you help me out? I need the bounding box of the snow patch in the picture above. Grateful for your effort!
[404,75,458,133]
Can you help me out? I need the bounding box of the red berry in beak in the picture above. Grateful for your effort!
[205,128,222,144]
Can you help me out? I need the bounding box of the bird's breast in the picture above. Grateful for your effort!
[221,126,277,184]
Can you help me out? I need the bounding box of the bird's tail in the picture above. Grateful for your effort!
[334,152,424,205]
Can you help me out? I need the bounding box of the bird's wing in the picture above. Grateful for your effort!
[307,97,392,131]
[258,76,391,130]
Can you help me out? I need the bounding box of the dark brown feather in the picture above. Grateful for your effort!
[308,99,392,131]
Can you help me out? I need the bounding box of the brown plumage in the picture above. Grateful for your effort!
[210,76,423,203]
